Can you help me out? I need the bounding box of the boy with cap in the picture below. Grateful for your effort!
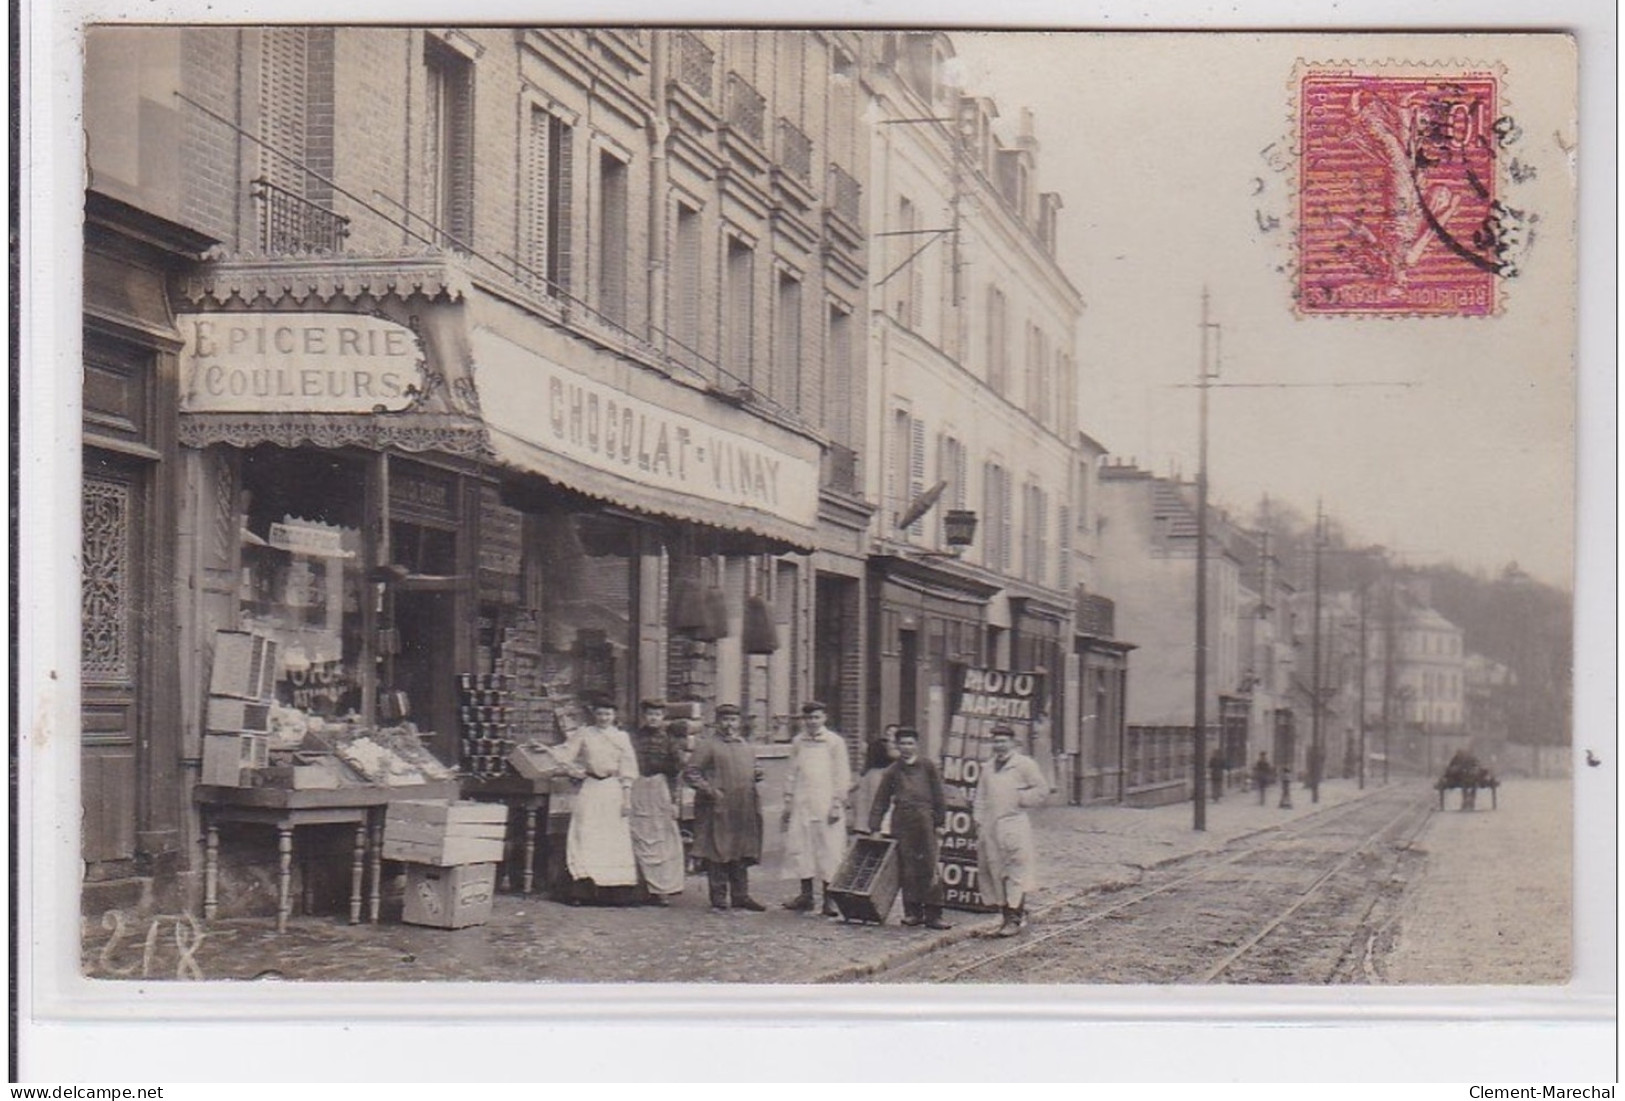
[780,701,850,915]
[682,703,766,911]
[867,727,951,930]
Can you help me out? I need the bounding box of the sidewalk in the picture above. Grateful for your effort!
[84,777,1385,985]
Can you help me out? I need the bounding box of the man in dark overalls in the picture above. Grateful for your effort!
[868,727,951,930]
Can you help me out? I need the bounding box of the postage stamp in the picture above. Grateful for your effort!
[1298,71,1507,316]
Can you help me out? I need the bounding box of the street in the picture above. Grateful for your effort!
[82,777,1571,986]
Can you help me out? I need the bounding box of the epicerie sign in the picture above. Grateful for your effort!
[178,313,425,414]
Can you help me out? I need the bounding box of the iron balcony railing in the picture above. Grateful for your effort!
[673,31,715,99]
[776,117,813,184]
[250,177,350,255]
[725,72,766,146]
[827,163,861,227]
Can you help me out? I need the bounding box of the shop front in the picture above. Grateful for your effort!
[867,556,1000,764]
[172,257,824,912]
[1009,595,1069,789]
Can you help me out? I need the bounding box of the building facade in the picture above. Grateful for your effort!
[81,26,874,909]
[860,31,1082,785]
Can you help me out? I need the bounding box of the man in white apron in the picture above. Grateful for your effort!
[780,701,851,916]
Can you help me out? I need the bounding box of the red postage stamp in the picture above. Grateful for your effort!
[1298,72,1504,317]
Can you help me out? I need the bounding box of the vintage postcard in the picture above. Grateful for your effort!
[19,12,1608,1083]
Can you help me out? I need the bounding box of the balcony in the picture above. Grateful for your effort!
[827,164,861,228]
[725,72,766,146]
[673,30,714,99]
[1075,587,1116,639]
[776,117,813,184]
[250,177,350,255]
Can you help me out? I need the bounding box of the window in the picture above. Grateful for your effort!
[889,410,925,540]
[671,204,701,358]
[724,236,755,387]
[597,151,629,325]
[986,286,1008,396]
[526,106,573,296]
[774,270,802,413]
[895,196,919,328]
[983,461,1011,572]
[424,37,474,250]
[938,434,967,546]
[825,304,852,444]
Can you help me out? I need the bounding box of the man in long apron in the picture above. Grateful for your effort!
[973,724,1049,936]
[682,703,766,912]
[780,701,850,916]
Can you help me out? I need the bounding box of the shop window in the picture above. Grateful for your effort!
[237,448,367,718]
[525,514,638,719]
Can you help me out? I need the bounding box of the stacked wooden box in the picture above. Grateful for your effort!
[384,800,507,928]
[201,630,278,786]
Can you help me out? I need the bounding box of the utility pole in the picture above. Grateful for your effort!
[1357,577,1368,790]
[1194,289,1219,831]
[1310,500,1324,803]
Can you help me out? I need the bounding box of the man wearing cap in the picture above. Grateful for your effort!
[780,701,851,915]
[973,725,1049,936]
[628,700,686,905]
[868,727,951,930]
[682,703,766,912]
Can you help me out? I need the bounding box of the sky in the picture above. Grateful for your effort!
[949,32,1581,588]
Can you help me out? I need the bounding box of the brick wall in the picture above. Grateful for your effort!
[180,27,242,246]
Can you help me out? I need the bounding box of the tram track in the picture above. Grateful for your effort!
[867,783,1434,984]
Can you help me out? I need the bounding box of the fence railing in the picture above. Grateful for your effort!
[725,72,766,145]
[250,177,350,255]
[827,163,861,227]
[673,30,714,99]
[776,117,813,184]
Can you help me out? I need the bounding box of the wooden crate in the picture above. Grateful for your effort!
[209,631,279,700]
[201,733,270,787]
[382,800,508,865]
[401,862,497,928]
[827,836,900,925]
[206,697,271,734]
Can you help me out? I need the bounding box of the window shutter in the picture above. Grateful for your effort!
[908,416,926,539]
[1059,503,1071,588]
[527,107,550,291]
[1037,488,1049,585]
[551,117,573,293]
[1000,469,1012,573]
[261,28,310,194]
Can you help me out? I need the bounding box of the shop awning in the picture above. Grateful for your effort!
[472,327,822,551]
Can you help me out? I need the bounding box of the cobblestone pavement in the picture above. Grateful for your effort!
[1379,777,1571,984]
[84,777,1377,985]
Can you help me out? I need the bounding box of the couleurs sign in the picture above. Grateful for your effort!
[939,665,1048,912]
[178,313,425,414]
[474,328,820,530]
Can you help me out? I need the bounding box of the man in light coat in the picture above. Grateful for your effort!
[973,724,1049,937]
[780,701,851,916]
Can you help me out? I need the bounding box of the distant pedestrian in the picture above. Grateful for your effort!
[1253,752,1275,805]
[868,727,950,930]
[1208,749,1225,803]
[850,725,900,837]
[628,699,685,905]
[973,725,1048,937]
[781,701,851,916]
[682,704,765,912]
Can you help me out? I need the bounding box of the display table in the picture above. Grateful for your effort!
[459,775,569,895]
[195,781,459,932]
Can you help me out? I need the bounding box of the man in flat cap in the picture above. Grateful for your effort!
[868,727,951,930]
[682,703,766,912]
[973,724,1049,937]
[780,701,850,915]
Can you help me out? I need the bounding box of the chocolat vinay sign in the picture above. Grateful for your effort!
[938,665,1047,912]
